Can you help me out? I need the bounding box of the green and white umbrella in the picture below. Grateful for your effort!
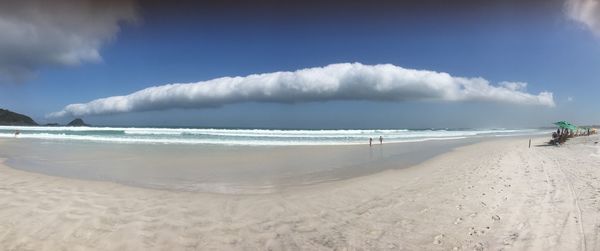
[553,121,577,131]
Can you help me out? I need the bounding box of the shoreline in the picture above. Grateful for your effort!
[0,136,494,194]
[0,135,525,196]
[0,125,549,146]
[2,135,599,250]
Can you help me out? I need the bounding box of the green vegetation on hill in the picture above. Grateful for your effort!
[67,118,90,127]
[0,109,38,126]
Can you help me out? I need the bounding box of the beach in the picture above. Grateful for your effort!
[1,135,599,250]
[0,127,539,193]
[0,0,595,250]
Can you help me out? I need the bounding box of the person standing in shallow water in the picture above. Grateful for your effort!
[379,136,383,145]
[369,137,373,147]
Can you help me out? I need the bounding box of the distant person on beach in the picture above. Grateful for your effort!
[379,136,383,145]
[14,130,20,137]
[369,137,373,147]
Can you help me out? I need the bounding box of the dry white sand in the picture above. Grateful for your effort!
[1,136,600,250]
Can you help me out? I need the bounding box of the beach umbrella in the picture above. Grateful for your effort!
[553,121,568,127]
[553,121,568,130]
[553,121,577,131]
[567,122,578,131]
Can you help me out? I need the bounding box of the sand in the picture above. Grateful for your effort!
[0,137,477,194]
[1,135,600,250]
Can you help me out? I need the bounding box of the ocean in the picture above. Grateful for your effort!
[0,126,550,193]
[0,126,549,146]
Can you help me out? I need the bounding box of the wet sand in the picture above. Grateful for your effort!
[1,135,600,250]
[0,137,480,194]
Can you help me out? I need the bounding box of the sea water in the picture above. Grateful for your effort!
[0,126,548,146]
[0,126,550,194]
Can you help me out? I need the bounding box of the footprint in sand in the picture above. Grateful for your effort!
[503,232,519,246]
[492,215,501,221]
[469,227,489,237]
[468,227,478,236]
[474,242,486,251]
[433,234,444,245]
[454,217,463,225]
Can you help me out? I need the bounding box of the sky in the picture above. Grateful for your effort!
[0,0,599,129]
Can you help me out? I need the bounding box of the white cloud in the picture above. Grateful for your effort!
[566,0,600,35]
[48,63,555,118]
[0,0,138,81]
[499,81,527,91]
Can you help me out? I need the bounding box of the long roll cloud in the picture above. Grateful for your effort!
[48,63,555,118]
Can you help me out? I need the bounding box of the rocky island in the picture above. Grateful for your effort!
[0,109,90,127]
[0,109,38,126]
[66,118,90,127]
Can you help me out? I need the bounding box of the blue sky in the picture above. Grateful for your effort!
[1,0,599,128]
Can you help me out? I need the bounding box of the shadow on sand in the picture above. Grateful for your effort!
[534,144,555,147]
